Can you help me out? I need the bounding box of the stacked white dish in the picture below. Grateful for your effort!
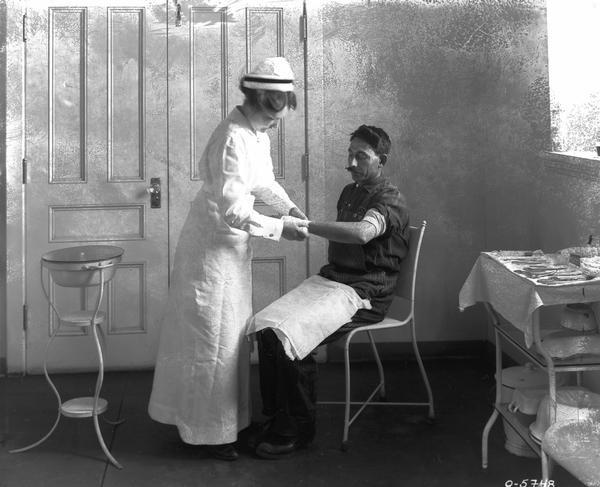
[507,386,551,457]
[559,303,598,332]
[542,411,600,487]
[580,256,600,277]
[529,386,600,444]
[541,330,600,359]
[498,364,567,458]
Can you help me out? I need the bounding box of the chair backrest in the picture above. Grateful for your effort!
[393,220,427,302]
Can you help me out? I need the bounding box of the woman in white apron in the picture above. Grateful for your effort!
[148,58,308,461]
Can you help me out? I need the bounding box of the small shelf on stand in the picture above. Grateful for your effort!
[61,398,109,419]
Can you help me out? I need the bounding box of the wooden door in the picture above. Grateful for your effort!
[24,0,169,372]
[167,0,311,330]
[21,0,323,373]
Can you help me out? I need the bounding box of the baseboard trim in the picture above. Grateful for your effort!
[326,339,489,363]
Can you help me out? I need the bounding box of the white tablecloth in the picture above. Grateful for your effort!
[459,252,600,346]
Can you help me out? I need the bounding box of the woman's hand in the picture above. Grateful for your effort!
[281,216,309,241]
[224,196,254,228]
[289,207,308,220]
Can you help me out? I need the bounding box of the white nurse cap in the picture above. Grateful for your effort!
[242,57,295,92]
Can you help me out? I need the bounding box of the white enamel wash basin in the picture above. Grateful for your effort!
[41,245,124,287]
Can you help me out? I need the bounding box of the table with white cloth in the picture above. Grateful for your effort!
[459,251,600,485]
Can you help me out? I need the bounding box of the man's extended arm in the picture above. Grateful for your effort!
[307,209,386,245]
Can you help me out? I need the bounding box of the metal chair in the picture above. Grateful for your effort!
[320,220,435,450]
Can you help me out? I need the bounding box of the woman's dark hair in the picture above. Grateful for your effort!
[350,125,391,159]
[240,84,297,112]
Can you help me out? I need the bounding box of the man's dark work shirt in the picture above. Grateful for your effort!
[319,176,410,323]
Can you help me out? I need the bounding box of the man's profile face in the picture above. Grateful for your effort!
[346,137,382,184]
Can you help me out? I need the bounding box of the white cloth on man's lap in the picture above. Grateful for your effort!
[247,275,371,360]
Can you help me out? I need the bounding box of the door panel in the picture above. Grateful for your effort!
[25,1,169,372]
[167,0,309,319]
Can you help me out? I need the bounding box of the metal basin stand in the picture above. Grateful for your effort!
[10,245,125,469]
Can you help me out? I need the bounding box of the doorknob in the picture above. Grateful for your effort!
[146,177,161,208]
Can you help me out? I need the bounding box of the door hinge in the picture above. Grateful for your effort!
[299,10,307,41]
[173,0,182,27]
[301,153,309,181]
[22,158,27,184]
[22,304,28,331]
[22,13,27,42]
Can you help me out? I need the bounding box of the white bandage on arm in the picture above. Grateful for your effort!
[361,209,387,238]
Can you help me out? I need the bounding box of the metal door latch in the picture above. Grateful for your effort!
[147,177,161,208]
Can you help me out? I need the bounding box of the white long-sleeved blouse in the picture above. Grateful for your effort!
[199,107,296,240]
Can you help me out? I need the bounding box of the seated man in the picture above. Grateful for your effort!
[249,125,410,459]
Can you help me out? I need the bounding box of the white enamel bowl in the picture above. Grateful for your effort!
[42,245,124,288]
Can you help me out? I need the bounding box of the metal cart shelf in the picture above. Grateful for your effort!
[484,304,600,484]
[460,251,600,486]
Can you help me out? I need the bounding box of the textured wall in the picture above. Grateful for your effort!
[0,1,553,370]
[321,0,550,341]
[0,1,7,372]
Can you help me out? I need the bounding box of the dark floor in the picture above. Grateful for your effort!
[0,357,581,487]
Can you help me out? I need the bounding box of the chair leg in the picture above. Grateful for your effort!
[342,334,352,451]
[410,320,435,419]
[367,330,386,400]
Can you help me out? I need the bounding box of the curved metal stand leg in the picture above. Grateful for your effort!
[91,323,122,469]
[10,326,63,453]
[95,324,125,427]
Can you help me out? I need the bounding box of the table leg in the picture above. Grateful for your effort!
[532,309,560,482]
[482,314,503,469]
[541,449,554,480]
[482,409,499,469]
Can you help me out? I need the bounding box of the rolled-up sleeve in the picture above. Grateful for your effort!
[369,188,409,237]
[220,135,284,240]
